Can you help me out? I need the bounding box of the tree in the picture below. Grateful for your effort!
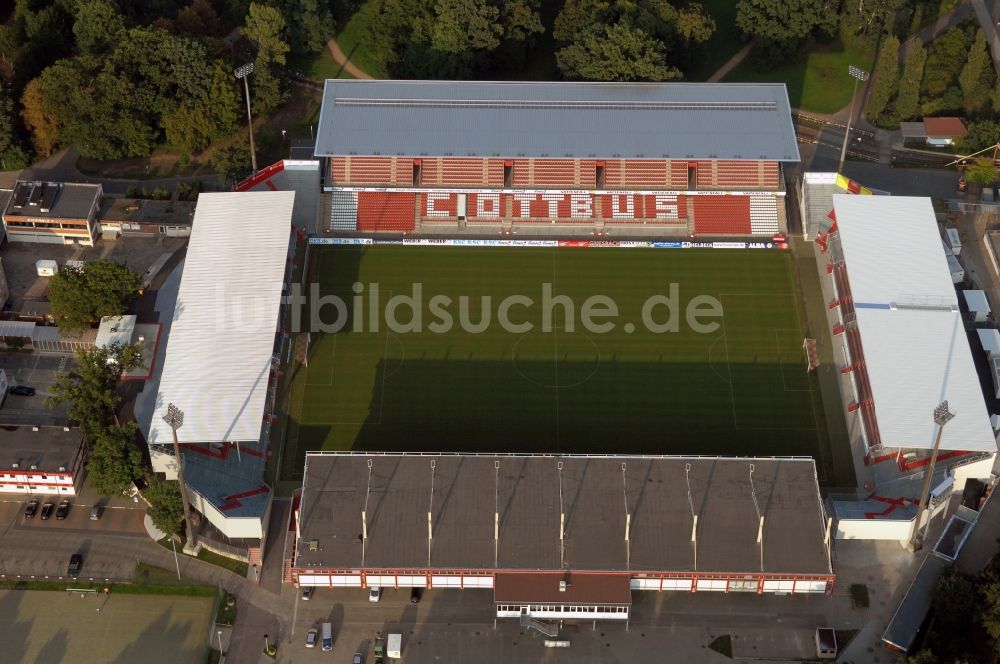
[175,0,223,38]
[73,0,126,55]
[249,60,285,115]
[244,3,290,65]
[554,0,713,81]
[964,158,998,186]
[212,143,253,185]
[959,30,994,113]
[88,422,144,497]
[842,0,906,45]
[896,41,927,121]
[0,85,29,170]
[864,34,900,121]
[164,103,215,153]
[922,27,972,98]
[144,478,185,536]
[557,23,682,81]
[47,345,140,439]
[432,0,502,53]
[736,0,838,48]
[47,260,142,333]
[20,78,59,156]
[960,120,1000,152]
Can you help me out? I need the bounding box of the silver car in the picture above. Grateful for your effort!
[305,628,317,648]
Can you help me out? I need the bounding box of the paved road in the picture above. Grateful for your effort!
[971,0,1000,68]
[20,147,223,196]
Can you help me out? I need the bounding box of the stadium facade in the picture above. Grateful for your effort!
[314,81,799,236]
[290,453,835,619]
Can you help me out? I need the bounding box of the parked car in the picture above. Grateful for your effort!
[55,500,70,520]
[67,553,82,577]
[9,385,36,397]
[24,499,39,518]
[89,505,103,520]
[305,628,317,648]
[40,502,54,520]
[301,587,313,601]
[368,586,381,603]
[352,654,363,664]
[410,587,422,603]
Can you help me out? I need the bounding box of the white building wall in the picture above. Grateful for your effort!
[189,486,265,539]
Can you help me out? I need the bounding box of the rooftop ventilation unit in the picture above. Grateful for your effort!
[308,539,319,551]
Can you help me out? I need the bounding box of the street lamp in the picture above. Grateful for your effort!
[907,401,955,551]
[217,629,224,654]
[163,403,198,554]
[234,62,258,174]
[838,65,870,173]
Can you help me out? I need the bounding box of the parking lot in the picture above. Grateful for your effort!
[277,585,831,664]
[0,351,73,426]
[0,235,186,312]
[0,490,149,582]
[0,589,213,664]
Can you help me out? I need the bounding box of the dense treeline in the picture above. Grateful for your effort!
[0,0,996,168]
[0,0,335,164]
[363,0,715,81]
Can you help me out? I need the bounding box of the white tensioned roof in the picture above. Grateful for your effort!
[146,192,294,446]
[833,194,995,453]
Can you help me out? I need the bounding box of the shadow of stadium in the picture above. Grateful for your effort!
[333,357,830,462]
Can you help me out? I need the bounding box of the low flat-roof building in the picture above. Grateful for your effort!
[292,453,834,620]
[0,426,86,495]
[2,181,102,246]
[98,198,195,239]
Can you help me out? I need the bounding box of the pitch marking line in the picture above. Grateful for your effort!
[718,293,818,432]
[774,328,812,393]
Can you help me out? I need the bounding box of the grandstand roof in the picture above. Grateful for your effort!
[315,80,800,162]
[146,192,293,446]
[295,453,831,576]
[832,195,995,453]
[235,160,320,233]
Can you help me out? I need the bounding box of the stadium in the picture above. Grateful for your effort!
[267,80,848,612]
[151,81,997,624]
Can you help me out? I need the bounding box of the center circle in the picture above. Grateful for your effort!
[511,329,602,389]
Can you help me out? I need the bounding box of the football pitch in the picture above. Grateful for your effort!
[283,246,843,482]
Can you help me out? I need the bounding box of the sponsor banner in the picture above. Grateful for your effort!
[309,237,373,245]
[311,237,786,249]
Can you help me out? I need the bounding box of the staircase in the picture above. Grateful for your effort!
[520,613,558,638]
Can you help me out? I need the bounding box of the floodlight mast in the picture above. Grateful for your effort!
[163,403,198,553]
[906,401,955,552]
[234,62,258,174]
[838,65,870,172]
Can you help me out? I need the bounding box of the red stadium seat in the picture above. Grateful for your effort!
[692,196,752,235]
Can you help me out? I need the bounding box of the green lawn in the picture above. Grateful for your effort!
[334,0,390,79]
[689,0,744,81]
[282,247,846,484]
[302,47,355,80]
[725,38,876,113]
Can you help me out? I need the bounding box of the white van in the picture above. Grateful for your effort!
[321,622,333,652]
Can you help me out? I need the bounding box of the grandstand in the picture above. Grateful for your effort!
[817,195,996,521]
[314,81,798,236]
[291,452,835,613]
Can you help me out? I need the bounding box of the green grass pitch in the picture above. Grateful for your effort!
[283,246,842,482]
